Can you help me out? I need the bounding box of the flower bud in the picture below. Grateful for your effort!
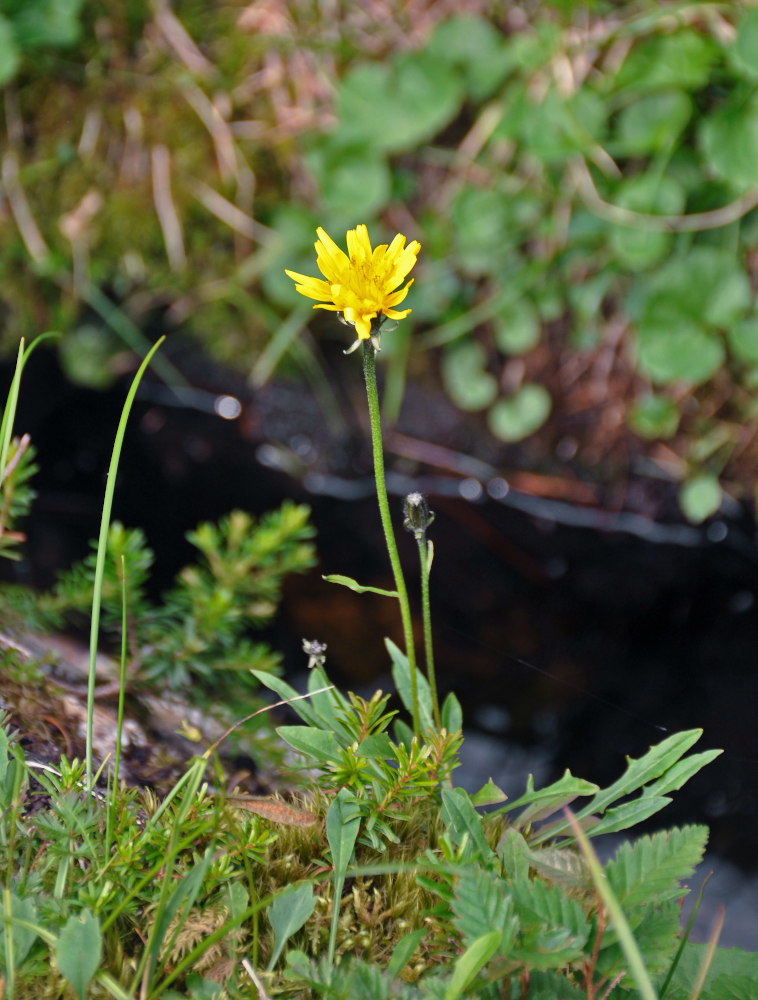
[403,492,434,540]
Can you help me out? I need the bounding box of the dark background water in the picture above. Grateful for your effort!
[8,345,758,944]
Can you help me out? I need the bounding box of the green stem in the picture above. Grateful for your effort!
[416,537,441,729]
[362,341,420,736]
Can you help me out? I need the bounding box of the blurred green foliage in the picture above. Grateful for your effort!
[3,1,758,519]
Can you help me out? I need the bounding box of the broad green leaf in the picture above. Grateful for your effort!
[326,789,362,964]
[427,15,513,100]
[470,777,507,807]
[250,671,321,728]
[728,316,758,365]
[636,320,724,385]
[276,725,341,764]
[617,89,692,155]
[266,883,317,971]
[637,248,751,330]
[0,15,19,86]
[629,394,679,440]
[488,384,551,442]
[441,691,463,734]
[306,141,390,221]
[306,667,352,737]
[733,8,758,81]
[615,30,717,91]
[642,748,722,797]
[699,100,758,188]
[493,298,541,355]
[608,175,685,270]
[10,0,83,49]
[679,475,722,524]
[386,928,426,979]
[605,825,708,909]
[0,891,37,971]
[356,732,394,758]
[441,341,498,412]
[444,930,501,1000]
[499,827,531,883]
[440,787,495,863]
[499,770,598,823]
[55,910,102,1000]
[386,638,434,731]
[577,729,704,820]
[322,573,398,598]
[336,52,463,154]
[581,795,672,838]
[326,788,362,876]
[452,185,518,276]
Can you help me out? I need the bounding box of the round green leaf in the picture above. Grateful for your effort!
[452,186,515,277]
[427,15,514,100]
[732,8,758,81]
[628,394,680,440]
[699,100,758,188]
[636,320,724,385]
[679,475,722,524]
[727,316,758,365]
[441,341,498,412]
[608,175,685,270]
[336,52,463,154]
[493,299,540,355]
[615,30,717,91]
[310,145,390,221]
[488,384,551,442]
[617,89,693,155]
[640,248,751,330]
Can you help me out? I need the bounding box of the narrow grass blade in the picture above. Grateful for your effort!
[565,808,658,1000]
[85,336,165,792]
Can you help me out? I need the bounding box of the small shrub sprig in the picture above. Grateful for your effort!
[38,504,316,702]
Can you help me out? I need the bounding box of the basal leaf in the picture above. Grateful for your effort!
[451,866,517,951]
[441,692,463,734]
[266,883,317,971]
[55,910,102,1000]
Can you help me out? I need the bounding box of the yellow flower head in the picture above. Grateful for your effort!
[285,225,421,348]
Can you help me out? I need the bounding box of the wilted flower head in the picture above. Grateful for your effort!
[285,224,421,351]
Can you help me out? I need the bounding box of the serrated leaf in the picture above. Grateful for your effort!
[277,725,341,764]
[440,787,495,863]
[451,866,517,952]
[510,879,590,969]
[605,826,708,909]
[322,573,398,598]
[266,883,317,971]
[55,910,102,1000]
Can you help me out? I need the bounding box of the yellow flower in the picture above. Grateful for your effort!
[285,224,421,348]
